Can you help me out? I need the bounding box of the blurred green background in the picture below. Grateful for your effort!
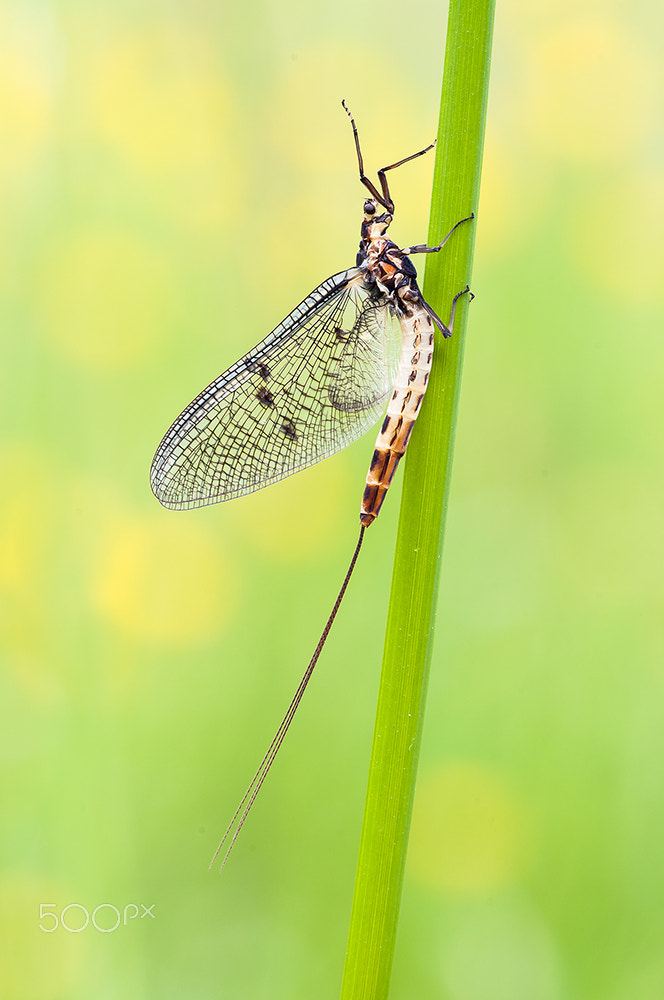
[1,0,662,997]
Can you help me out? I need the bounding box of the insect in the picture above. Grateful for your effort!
[151,102,473,868]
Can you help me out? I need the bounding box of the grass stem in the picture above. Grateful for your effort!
[339,2,495,996]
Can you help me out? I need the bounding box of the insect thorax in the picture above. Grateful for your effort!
[358,230,422,318]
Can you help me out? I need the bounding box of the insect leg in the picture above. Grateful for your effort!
[422,285,474,339]
[342,100,391,210]
[402,213,475,255]
[342,100,438,214]
[376,143,437,215]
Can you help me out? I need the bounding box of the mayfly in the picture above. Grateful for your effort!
[151,102,473,869]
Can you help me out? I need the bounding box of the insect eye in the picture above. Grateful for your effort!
[364,200,376,215]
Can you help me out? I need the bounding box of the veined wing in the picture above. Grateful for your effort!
[150,268,402,509]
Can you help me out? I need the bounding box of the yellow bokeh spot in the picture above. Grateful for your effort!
[408,761,531,893]
[0,446,68,705]
[525,20,657,161]
[0,446,54,600]
[569,170,664,304]
[0,875,83,999]
[476,133,554,258]
[89,26,230,174]
[0,30,52,184]
[83,24,237,229]
[93,511,235,645]
[36,228,177,368]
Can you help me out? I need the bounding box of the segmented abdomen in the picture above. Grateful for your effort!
[360,305,434,526]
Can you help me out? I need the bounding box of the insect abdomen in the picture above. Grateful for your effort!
[360,306,434,526]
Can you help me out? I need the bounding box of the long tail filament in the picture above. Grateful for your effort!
[209,524,366,872]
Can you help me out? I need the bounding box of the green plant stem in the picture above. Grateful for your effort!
[339,2,495,998]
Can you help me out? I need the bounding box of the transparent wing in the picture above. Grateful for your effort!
[150,268,403,509]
